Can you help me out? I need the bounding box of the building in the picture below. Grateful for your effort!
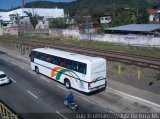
[100,15,112,24]
[35,18,49,29]
[105,24,160,36]
[103,24,160,47]
[0,8,64,34]
[0,8,64,29]
[147,8,160,23]
[0,8,64,22]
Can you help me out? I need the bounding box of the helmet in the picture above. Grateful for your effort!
[69,92,72,95]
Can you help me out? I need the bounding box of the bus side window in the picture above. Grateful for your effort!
[76,62,80,71]
[46,55,51,63]
[71,61,76,70]
[83,64,86,74]
[35,52,40,59]
[62,58,67,68]
[79,63,86,74]
[57,57,62,66]
[34,52,37,58]
[68,60,74,70]
[55,57,59,65]
[67,59,71,69]
[67,60,71,69]
[40,53,45,61]
[51,56,55,64]
[67,60,79,72]
[65,59,69,68]
[60,58,64,67]
[78,63,83,73]
[74,61,78,71]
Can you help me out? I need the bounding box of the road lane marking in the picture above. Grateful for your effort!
[1,50,7,53]
[79,96,95,105]
[57,85,68,91]
[56,111,68,119]
[28,71,35,75]
[4,58,9,62]
[0,57,7,61]
[10,78,16,83]
[109,111,115,113]
[10,62,17,65]
[27,90,38,99]
[41,76,51,82]
[107,87,160,108]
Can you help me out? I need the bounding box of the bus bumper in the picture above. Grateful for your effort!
[88,84,106,92]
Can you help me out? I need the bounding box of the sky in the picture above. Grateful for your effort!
[0,0,75,10]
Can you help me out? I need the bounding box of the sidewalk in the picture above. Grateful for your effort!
[0,46,30,63]
[0,46,160,109]
[107,79,160,107]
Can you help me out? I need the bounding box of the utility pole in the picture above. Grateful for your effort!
[21,0,24,8]
[17,0,24,55]
[16,13,22,55]
[113,0,116,18]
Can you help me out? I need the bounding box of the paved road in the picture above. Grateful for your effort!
[0,57,113,119]
[0,49,160,119]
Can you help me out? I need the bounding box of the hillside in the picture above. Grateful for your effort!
[24,0,160,10]
[24,1,69,9]
[1,0,160,12]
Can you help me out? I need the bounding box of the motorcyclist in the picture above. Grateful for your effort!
[65,92,74,104]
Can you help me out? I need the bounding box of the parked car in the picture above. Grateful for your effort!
[0,71,10,86]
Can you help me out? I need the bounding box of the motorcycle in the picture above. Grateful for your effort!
[64,99,78,111]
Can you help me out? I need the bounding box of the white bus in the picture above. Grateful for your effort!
[29,48,107,93]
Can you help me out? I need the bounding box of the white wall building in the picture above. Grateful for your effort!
[36,19,49,29]
[0,7,64,31]
[0,8,64,22]
[79,24,160,47]
[148,9,160,22]
[100,15,112,24]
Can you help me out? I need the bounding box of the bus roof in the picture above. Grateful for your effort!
[32,48,104,63]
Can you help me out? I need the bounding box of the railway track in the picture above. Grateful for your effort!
[1,40,160,70]
[22,40,160,60]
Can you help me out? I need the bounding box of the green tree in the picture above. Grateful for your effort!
[91,8,106,22]
[136,8,149,23]
[24,11,38,29]
[111,8,139,27]
[49,18,67,28]
[131,15,137,23]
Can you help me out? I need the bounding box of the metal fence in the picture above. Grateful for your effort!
[0,101,19,119]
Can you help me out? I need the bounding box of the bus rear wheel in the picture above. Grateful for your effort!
[64,80,71,89]
[35,67,39,74]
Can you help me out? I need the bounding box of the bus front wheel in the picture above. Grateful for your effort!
[64,80,71,89]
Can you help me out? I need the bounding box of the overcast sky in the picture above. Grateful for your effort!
[0,0,75,10]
